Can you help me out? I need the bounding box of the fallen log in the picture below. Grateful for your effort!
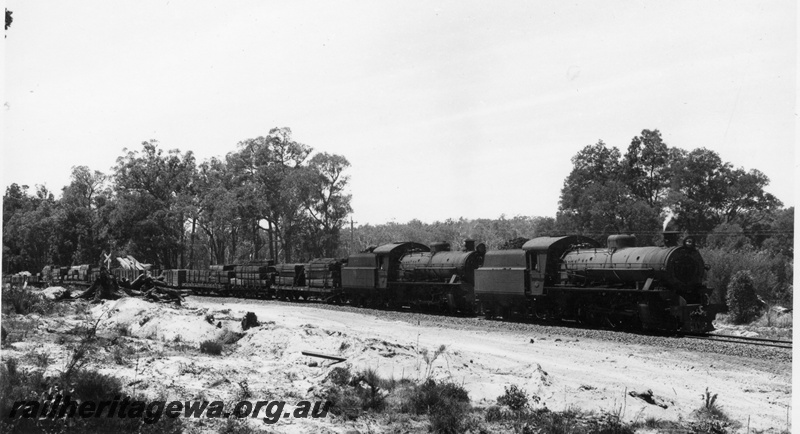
[301,351,346,362]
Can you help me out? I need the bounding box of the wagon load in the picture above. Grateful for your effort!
[274,264,305,287]
[231,265,271,287]
[305,258,341,288]
[64,264,96,282]
[116,256,151,271]
[6,271,39,286]
[161,269,187,287]
[113,268,146,284]
[180,269,209,285]
[49,266,66,280]
[208,264,235,284]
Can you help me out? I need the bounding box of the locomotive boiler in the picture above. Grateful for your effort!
[396,241,485,312]
[561,234,706,296]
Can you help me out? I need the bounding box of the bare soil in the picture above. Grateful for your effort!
[1,292,792,433]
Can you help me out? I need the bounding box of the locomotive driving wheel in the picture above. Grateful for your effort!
[577,306,602,327]
[531,300,553,322]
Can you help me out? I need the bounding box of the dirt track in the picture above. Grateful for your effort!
[183,297,791,432]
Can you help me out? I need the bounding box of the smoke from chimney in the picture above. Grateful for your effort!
[663,210,676,232]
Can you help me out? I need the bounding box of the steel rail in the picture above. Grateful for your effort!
[683,333,792,350]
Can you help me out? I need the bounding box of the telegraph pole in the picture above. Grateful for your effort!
[350,217,357,255]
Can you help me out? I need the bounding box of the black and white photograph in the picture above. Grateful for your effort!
[1,1,794,433]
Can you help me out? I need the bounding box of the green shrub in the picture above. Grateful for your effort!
[326,366,351,386]
[68,369,123,402]
[429,398,468,434]
[517,408,577,434]
[0,357,45,421]
[352,368,387,411]
[704,248,792,307]
[200,339,224,355]
[689,419,730,434]
[726,271,762,324]
[323,368,390,419]
[690,388,736,433]
[408,379,470,415]
[405,379,471,433]
[219,417,259,434]
[1,286,55,315]
[324,384,363,420]
[694,388,729,421]
[497,384,534,411]
[0,366,182,434]
[240,312,259,331]
[485,405,504,422]
[592,410,635,434]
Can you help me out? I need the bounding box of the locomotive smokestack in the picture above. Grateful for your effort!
[464,239,475,252]
[663,231,679,247]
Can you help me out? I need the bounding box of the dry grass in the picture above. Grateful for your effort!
[715,310,793,340]
[753,309,793,328]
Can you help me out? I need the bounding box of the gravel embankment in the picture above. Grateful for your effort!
[192,296,792,365]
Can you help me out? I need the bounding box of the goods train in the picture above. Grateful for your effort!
[2,232,719,333]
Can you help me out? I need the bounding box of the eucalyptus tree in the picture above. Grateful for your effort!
[111,140,196,268]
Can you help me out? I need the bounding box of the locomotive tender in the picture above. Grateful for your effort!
[4,232,717,333]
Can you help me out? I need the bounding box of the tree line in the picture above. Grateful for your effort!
[3,128,352,272]
[2,127,792,308]
[348,129,792,307]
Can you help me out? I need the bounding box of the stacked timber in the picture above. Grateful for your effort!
[231,265,270,287]
[208,265,235,284]
[88,268,101,283]
[64,265,95,282]
[274,264,305,287]
[53,268,63,281]
[162,269,187,288]
[184,269,210,285]
[305,258,341,288]
[8,272,36,285]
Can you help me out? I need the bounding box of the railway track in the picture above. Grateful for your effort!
[165,291,796,351]
[683,333,792,350]
[19,284,793,354]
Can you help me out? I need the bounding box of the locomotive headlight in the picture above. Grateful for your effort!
[683,237,696,249]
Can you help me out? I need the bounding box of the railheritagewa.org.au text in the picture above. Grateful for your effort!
[8,396,330,424]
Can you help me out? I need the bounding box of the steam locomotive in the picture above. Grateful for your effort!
[342,240,485,312]
[475,233,716,332]
[3,232,718,333]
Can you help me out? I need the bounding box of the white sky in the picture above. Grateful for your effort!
[2,1,796,225]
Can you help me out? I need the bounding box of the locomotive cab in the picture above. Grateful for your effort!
[341,242,429,304]
[474,236,601,318]
[522,236,602,291]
